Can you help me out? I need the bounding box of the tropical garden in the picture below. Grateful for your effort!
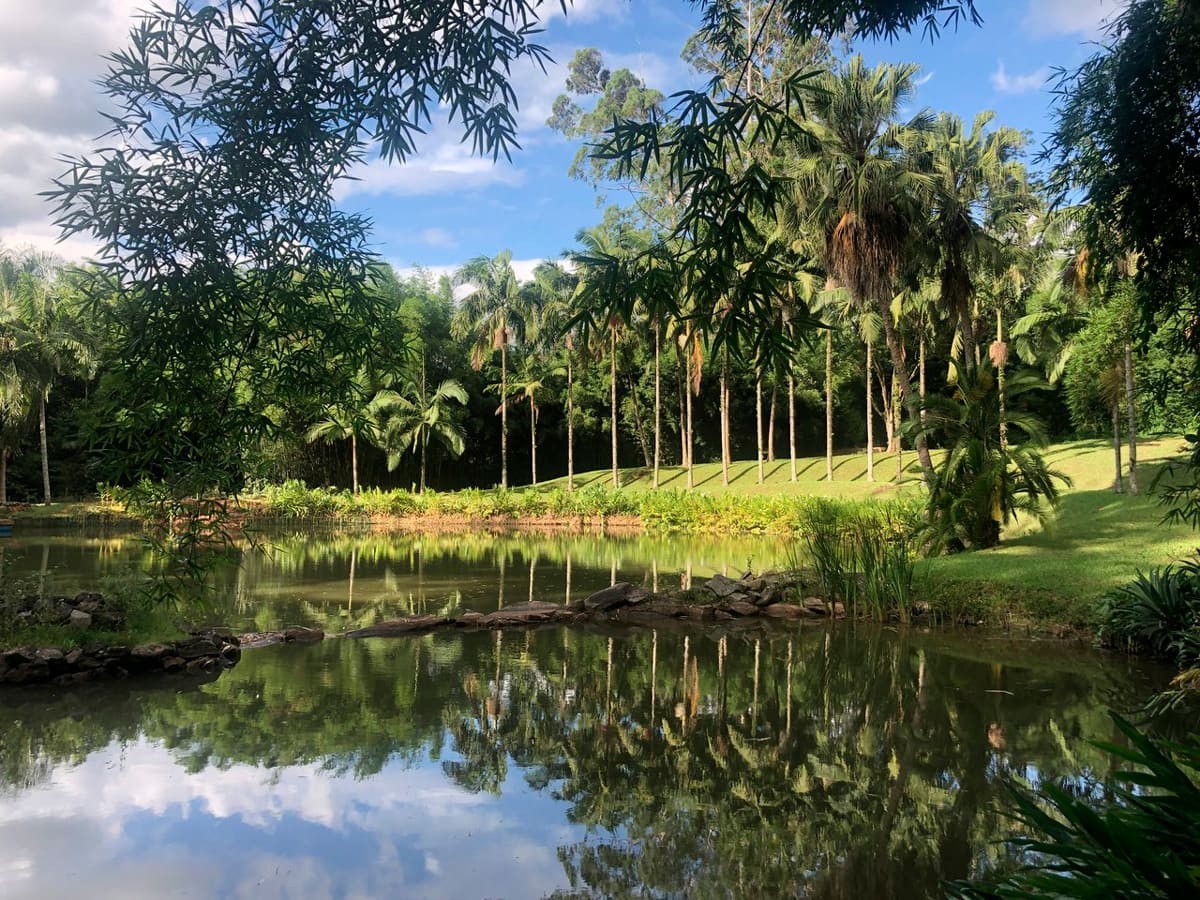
[0,0,1198,897]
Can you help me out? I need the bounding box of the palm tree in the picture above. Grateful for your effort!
[452,251,523,489]
[507,366,550,486]
[522,261,580,489]
[792,56,936,485]
[910,360,1068,551]
[378,377,468,492]
[0,250,95,503]
[922,111,1032,370]
[305,368,387,494]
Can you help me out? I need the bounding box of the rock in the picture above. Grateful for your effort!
[64,648,83,666]
[175,637,221,659]
[480,601,572,628]
[347,615,450,638]
[724,599,760,617]
[754,587,782,607]
[761,603,815,619]
[68,609,92,630]
[803,598,829,616]
[703,574,743,599]
[35,648,65,663]
[131,643,170,660]
[743,577,766,593]
[162,656,185,671]
[282,626,324,643]
[583,583,644,612]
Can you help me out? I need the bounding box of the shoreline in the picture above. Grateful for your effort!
[1,573,1106,688]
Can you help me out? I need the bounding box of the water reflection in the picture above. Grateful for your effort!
[0,528,790,633]
[0,625,1167,899]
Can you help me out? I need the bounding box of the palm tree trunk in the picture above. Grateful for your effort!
[627,372,652,468]
[1,448,7,506]
[893,367,903,481]
[767,380,777,462]
[720,352,730,486]
[877,298,935,486]
[1112,401,1124,493]
[919,333,927,425]
[500,341,508,489]
[788,373,798,482]
[567,351,575,492]
[38,392,51,503]
[653,321,661,488]
[865,341,875,483]
[1124,342,1138,495]
[876,364,895,453]
[677,344,687,468]
[419,435,427,493]
[530,395,537,486]
[997,305,1008,453]
[685,343,695,489]
[350,431,359,495]
[755,368,764,484]
[826,329,834,481]
[956,296,977,371]
[610,326,618,488]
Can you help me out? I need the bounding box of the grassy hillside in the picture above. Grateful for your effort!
[549,436,1198,623]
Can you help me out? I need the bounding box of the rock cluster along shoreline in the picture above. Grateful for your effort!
[346,572,844,638]
[0,630,242,686]
[0,572,833,687]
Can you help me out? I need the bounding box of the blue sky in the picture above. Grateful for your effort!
[351,0,1129,280]
[0,0,1128,278]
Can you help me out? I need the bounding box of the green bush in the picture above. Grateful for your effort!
[1100,559,1200,665]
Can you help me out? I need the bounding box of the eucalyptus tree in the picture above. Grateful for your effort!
[790,56,936,485]
[452,251,524,489]
[377,378,468,493]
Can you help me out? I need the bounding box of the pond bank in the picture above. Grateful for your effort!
[0,572,848,687]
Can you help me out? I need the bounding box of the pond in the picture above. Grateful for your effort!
[0,528,1173,898]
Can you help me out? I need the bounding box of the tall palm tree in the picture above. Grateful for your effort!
[507,365,550,486]
[922,111,1032,370]
[0,250,95,503]
[791,56,936,485]
[523,261,580,489]
[378,377,468,492]
[452,251,523,489]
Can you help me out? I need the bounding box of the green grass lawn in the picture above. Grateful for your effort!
[548,436,1198,625]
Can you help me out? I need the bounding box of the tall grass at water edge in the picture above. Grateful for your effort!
[790,498,920,622]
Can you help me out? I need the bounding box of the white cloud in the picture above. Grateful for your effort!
[0,738,573,900]
[336,134,527,202]
[1023,0,1130,38]
[990,61,1050,95]
[543,0,629,26]
[419,227,457,249]
[394,257,549,296]
[0,0,147,255]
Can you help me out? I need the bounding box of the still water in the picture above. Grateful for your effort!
[0,528,1172,899]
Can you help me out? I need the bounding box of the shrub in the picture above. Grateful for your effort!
[1100,559,1200,665]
